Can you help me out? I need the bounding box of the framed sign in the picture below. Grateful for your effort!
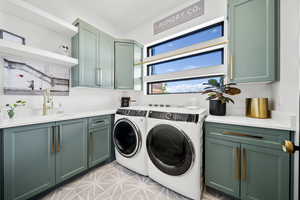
[154,1,205,35]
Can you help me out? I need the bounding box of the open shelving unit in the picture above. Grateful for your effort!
[0,0,78,37]
[0,39,78,67]
[0,0,79,67]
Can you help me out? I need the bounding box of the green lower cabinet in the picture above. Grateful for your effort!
[88,126,111,168]
[205,122,292,200]
[240,144,290,200]
[205,138,240,198]
[3,123,56,200]
[55,119,88,184]
[1,115,113,200]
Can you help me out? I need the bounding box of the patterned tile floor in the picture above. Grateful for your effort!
[41,162,232,200]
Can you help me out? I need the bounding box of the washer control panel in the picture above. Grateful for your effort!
[148,111,199,123]
[116,109,147,117]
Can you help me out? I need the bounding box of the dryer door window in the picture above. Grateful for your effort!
[113,119,141,158]
[147,124,195,176]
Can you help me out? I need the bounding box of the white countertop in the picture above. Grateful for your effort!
[205,115,296,131]
[0,109,116,129]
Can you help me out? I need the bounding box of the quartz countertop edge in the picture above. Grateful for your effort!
[205,115,295,131]
[0,109,116,129]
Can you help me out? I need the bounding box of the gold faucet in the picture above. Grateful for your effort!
[43,89,54,116]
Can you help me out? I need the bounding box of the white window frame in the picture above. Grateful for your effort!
[143,17,228,95]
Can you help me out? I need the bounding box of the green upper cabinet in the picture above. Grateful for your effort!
[228,0,278,83]
[3,123,56,200]
[99,31,115,88]
[55,119,88,184]
[115,40,143,90]
[115,41,134,89]
[134,43,143,91]
[72,19,115,88]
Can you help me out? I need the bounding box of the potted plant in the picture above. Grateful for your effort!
[201,78,241,116]
[6,100,26,119]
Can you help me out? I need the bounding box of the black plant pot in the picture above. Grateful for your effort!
[209,100,226,116]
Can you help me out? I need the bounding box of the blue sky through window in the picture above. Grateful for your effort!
[149,76,223,94]
[148,49,223,75]
[148,23,223,56]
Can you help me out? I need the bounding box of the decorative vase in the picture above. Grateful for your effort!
[7,110,15,119]
[209,100,226,116]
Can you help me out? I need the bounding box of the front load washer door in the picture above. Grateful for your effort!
[147,124,195,176]
[113,118,141,158]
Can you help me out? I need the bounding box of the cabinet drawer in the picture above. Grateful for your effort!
[205,122,291,150]
[88,115,112,129]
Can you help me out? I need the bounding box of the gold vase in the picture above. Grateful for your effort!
[246,98,270,119]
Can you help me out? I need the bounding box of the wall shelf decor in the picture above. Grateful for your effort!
[0,39,78,67]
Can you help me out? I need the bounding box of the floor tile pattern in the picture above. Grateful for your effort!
[41,162,232,200]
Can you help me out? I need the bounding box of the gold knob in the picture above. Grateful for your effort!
[282,140,299,154]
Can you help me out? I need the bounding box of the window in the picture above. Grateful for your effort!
[147,22,224,57]
[147,76,223,95]
[147,49,223,76]
[144,18,226,95]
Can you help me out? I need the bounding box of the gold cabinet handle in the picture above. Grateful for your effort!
[223,131,264,139]
[235,147,241,180]
[230,55,234,80]
[90,131,94,154]
[241,148,247,181]
[57,126,61,152]
[282,140,299,154]
[51,127,55,153]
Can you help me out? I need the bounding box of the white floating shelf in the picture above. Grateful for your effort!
[0,0,78,37]
[0,39,78,67]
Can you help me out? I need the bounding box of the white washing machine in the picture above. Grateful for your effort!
[146,107,207,200]
[113,107,149,176]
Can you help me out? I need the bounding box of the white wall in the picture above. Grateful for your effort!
[22,0,121,38]
[271,1,299,199]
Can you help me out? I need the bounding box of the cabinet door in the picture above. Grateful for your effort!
[3,123,55,200]
[134,43,143,91]
[240,144,290,200]
[229,0,276,83]
[78,23,99,87]
[99,31,115,88]
[114,42,134,89]
[205,138,240,198]
[55,119,88,184]
[88,126,111,168]
[71,34,80,87]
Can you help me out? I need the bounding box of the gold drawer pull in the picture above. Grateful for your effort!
[223,131,264,139]
[57,126,61,152]
[230,55,234,80]
[241,148,247,180]
[235,147,241,180]
[51,128,55,153]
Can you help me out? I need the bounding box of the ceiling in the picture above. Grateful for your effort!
[24,0,193,34]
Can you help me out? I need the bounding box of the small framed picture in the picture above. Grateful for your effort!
[0,29,26,45]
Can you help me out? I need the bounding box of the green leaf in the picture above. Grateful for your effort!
[208,79,219,87]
